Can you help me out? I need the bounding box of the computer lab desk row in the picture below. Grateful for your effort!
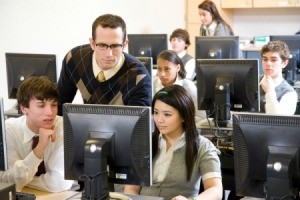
[22,187,164,200]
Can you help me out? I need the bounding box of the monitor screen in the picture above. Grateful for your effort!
[233,113,300,199]
[0,97,8,171]
[270,35,300,85]
[6,53,57,99]
[196,59,260,127]
[195,36,240,59]
[136,57,153,77]
[63,104,152,199]
[128,34,168,65]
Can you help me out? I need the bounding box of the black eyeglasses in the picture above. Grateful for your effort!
[94,42,123,51]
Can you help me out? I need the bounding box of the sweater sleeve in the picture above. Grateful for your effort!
[125,68,152,107]
[57,51,78,115]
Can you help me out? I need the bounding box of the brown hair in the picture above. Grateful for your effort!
[260,41,290,61]
[170,28,191,49]
[17,76,59,108]
[198,0,234,35]
[92,14,127,42]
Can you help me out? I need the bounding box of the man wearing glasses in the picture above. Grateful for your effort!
[57,14,152,115]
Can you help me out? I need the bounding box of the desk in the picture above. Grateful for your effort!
[22,188,164,200]
[199,125,235,191]
[22,187,78,200]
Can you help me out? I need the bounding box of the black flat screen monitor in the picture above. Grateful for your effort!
[63,104,152,199]
[0,98,8,171]
[196,59,260,127]
[6,53,57,99]
[270,35,300,85]
[195,36,239,59]
[136,57,153,77]
[233,113,300,199]
[128,34,168,65]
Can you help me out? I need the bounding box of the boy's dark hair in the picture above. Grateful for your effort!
[92,14,127,42]
[17,76,59,108]
[260,40,290,61]
[170,28,191,49]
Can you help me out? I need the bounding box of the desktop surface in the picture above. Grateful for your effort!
[22,187,78,200]
[67,192,164,200]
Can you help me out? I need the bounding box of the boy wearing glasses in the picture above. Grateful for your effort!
[260,40,297,114]
[57,14,152,115]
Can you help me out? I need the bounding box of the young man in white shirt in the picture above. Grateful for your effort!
[170,28,196,81]
[260,40,298,115]
[0,76,74,192]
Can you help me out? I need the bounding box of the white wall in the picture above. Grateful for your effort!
[1,1,300,111]
[0,0,186,111]
[233,8,300,39]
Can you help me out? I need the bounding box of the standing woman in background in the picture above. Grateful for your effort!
[198,0,234,36]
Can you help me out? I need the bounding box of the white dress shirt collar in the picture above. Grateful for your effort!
[22,117,37,144]
[177,50,187,58]
[272,75,284,87]
[153,132,186,182]
[203,20,218,36]
[92,52,125,80]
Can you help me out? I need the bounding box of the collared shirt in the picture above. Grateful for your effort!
[203,20,218,36]
[264,75,298,115]
[92,52,125,80]
[153,133,186,182]
[177,51,196,81]
[0,115,74,192]
[153,133,221,183]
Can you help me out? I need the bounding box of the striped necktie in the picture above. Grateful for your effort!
[97,71,106,82]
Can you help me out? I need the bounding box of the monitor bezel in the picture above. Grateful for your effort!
[5,52,57,99]
[195,36,240,59]
[0,97,8,171]
[127,34,168,65]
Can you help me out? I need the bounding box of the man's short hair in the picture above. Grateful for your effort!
[92,14,127,42]
[17,76,59,108]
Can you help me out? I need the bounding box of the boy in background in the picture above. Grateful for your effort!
[260,40,298,114]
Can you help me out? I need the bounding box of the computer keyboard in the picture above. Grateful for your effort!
[15,191,36,200]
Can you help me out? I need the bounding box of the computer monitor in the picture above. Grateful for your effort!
[233,113,300,199]
[128,34,168,65]
[195,36,240,59]
[270,35,300,85]
[63,104,152,199]
[0,97,8,171]
[196,59,260,127]
[136,57,153,77]
[6,53,57,99]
